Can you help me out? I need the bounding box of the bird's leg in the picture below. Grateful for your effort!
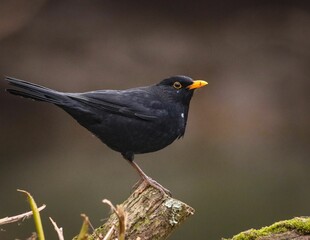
[128,160,171,196]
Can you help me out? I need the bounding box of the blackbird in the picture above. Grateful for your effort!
[5,75,207,194]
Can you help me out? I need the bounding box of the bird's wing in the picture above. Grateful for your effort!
[67,88,163,121]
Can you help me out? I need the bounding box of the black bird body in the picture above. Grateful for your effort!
[6,75,207,193]
[68,90,184,158]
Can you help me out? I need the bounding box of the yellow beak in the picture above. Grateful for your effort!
[187,80,208,90]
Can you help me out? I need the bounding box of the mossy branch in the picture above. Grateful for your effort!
[73,181,194,240]
[224,217,310,240]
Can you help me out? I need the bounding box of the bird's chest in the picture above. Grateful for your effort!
[163,105,187,137]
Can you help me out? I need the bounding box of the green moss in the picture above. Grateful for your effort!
[133,216,151,232]
[223,217,310,240]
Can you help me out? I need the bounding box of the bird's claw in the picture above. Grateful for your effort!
[133,177,171,196]
[145,176,172,196]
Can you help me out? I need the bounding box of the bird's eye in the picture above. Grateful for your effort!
[173,81,182,89]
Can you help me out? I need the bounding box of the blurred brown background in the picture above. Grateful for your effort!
[1,0,310,239]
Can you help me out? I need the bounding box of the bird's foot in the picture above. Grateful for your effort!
[145,176,172,196]
[133,176,171,196]
[128,160,171,196]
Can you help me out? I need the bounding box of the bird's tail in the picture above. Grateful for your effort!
[5,76,67,105]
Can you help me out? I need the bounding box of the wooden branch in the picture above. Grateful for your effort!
[80,181,195,240]
[224,217,310,240]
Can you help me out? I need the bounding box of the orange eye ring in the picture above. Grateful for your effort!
[173,81,182,89]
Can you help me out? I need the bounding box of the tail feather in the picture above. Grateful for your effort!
[5,77,66,105]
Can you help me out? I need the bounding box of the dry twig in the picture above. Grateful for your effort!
[0,205,46,225]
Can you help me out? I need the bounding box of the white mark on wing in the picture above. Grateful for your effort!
[181,113,184,118]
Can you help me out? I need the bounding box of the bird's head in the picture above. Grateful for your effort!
[156,75,208,104]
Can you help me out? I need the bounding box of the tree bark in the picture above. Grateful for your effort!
[86,181,195,240]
